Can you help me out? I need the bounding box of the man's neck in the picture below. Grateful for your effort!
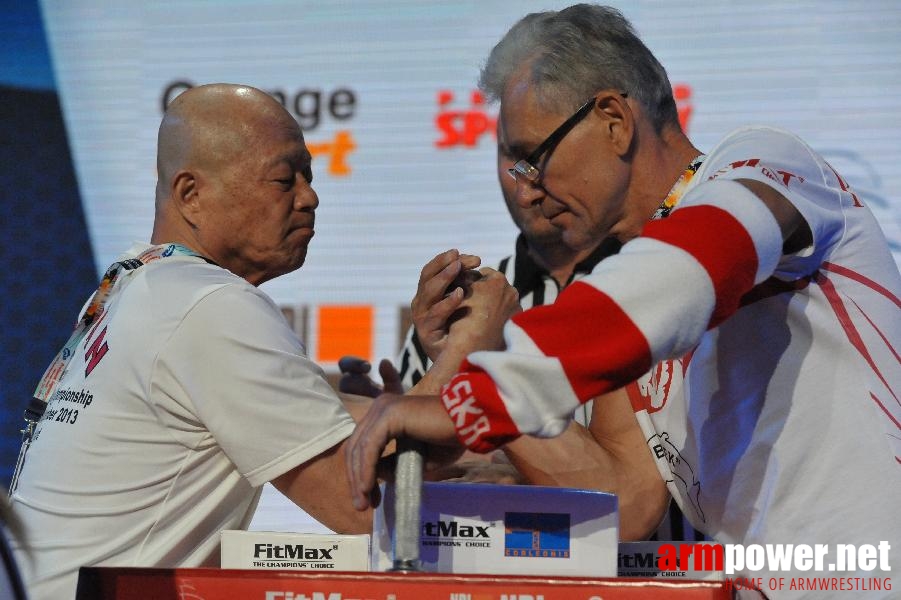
[150,219,207,261]
[618,127,703,242]
[526,237,599,288]
[648,128,703,209]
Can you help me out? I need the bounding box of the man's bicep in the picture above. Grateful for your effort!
[736,178,812,254]
[588,388,670,540]
[161,284,354,482]
[339,392,373,423]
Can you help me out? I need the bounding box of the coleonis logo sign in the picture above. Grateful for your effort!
[503,512,570,558]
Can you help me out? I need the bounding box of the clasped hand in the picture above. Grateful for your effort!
[413,248,521,361]
[342,249,522,510]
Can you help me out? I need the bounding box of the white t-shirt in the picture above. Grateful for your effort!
[630,127,901,596]
[11,244,355,600]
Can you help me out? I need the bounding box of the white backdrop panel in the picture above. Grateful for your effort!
[40,0,901,372]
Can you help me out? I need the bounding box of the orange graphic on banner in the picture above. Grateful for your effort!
[307,130,357,176]
[317,305,373,362]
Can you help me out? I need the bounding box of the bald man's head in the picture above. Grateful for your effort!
[155,83,298,203]
[150,83,319,286]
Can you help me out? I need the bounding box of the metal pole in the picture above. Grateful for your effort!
[390,438,424,572]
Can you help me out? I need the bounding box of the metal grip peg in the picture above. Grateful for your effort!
[390,437,424,572]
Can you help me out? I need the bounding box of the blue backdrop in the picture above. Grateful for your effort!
[0,0,96,488]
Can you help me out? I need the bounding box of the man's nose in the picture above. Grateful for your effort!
[296,185,319,211]
[515,177,546,209]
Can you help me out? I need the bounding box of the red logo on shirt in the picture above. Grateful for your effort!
[627,357,685,414]
[442,378,492,447]
[84,326,109,377]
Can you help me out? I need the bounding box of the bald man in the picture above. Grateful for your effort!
[10,84,517,600]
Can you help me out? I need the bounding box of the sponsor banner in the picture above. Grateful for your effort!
[39,0,901,377]
[221,531,370,572]
[618,542,723,581]
[76,567,731,599]
[371,482,618,577]
[715,541,893,576]
[619,541,894,595]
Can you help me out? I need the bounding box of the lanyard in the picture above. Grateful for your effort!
[651,154,706,221]
[32,243,207,402]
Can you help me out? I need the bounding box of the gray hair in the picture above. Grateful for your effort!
[479,4,679,132]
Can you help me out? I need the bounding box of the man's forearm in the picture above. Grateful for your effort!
[340,392,374,422]
[272,440,374,535]
[502,390,669,541]
[407,341,468,395]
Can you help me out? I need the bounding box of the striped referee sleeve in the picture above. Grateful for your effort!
[441,179,784,452]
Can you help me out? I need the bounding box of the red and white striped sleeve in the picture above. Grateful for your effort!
[440,179,784,452]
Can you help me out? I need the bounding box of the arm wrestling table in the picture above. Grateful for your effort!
[76,441,730,599]
[76,567,730,599]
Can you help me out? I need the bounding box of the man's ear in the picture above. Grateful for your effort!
[594,90,634,157]
[171,169,202,228]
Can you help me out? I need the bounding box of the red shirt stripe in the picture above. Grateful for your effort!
[512,282,652,402]
[642,205,759,327]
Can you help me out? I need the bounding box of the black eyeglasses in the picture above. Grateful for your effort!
[507,93,626,183]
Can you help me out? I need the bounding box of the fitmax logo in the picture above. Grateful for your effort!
[254,543,334,560]
[422,520,489,538]
[619,552,656,569]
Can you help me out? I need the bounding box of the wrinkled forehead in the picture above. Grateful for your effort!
[263,137,312,171]
[498,76,567,157]
[199,120,306,183]
[271,119,315,173]
[240,109,308,152]
[245,105,304,142]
